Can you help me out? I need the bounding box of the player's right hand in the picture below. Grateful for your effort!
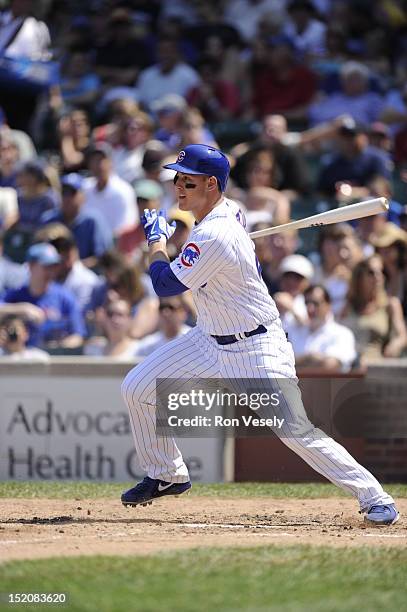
[141,209,176,245]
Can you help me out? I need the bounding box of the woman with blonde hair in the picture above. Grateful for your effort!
[341,254,407,361]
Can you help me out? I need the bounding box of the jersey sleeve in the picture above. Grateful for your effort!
[170,227,235,291]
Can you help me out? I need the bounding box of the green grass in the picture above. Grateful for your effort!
[0,481,406,500]
[1,546,406,612]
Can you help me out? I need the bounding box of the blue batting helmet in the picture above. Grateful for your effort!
[163,144,230,192]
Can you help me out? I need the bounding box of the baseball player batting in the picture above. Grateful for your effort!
[121,144,399,526]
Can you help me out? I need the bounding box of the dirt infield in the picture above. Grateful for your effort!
[1,497,406,562]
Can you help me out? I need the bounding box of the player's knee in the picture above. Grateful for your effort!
[121,366,147,407]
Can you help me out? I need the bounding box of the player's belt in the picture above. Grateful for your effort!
[211,324,267,345]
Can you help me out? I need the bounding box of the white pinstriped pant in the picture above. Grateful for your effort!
[121,320,394,511]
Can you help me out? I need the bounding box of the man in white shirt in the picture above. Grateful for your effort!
[50,232,99,314]
[0,0,50,60]
[83,143,137,237]
[274,254,314,332]
[284,0,326,56]
[136,37,200,109]
[224,0,286,42]
[135,295,190,357]
[288,284,357,371]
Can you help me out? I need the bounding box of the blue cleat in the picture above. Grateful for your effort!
[121,476,191,507]
[364,503,400,526]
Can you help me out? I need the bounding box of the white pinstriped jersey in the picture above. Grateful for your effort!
[170,198,280,335]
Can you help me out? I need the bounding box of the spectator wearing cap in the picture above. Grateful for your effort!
[317,119,392,198]
[289,284,357,371]
[340,254,407,361]
[117,179,164,260]
[112,112,154,184]
[15,161,59,232]
[283,0,326,57]
[83,143,137,237]
[370,222,407,316]
[308,61,385,127]
[0,243,85,350]
[34,224,100,314]
[40,173,113,269]
[273,254,314,333]
[134,295,191,358]
[136,37,200,108]
[153,94,188,150]
[95,7,153,88]
[250,36,317,120]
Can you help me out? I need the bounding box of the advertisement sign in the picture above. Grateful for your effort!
[0,375,224,483]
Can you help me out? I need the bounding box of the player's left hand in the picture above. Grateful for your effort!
[141,209,176,245]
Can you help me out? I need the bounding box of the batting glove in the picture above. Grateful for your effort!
[141,209,176,245]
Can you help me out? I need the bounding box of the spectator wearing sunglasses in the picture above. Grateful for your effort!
[288,284,356,372]
[134,295,190,358]
[83,298,139,360]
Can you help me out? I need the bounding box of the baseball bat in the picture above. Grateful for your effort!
[248,197,389,240]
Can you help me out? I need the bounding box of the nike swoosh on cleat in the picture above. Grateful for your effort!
[158,482,173,492]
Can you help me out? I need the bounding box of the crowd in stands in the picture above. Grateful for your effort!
[1,0,407,370]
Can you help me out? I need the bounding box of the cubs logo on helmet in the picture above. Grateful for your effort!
[177,150,186,162]
[180,242,200,267]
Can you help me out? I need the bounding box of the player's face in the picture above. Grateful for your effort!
[173,172,217,216]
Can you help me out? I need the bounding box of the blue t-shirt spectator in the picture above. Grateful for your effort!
[317,147,392,196]
[40,208,113,260]
[0,256,27,298]
[18,188,59,231]
[61,73,100,104]
[309,91,384,127]
[3,282,85,347]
